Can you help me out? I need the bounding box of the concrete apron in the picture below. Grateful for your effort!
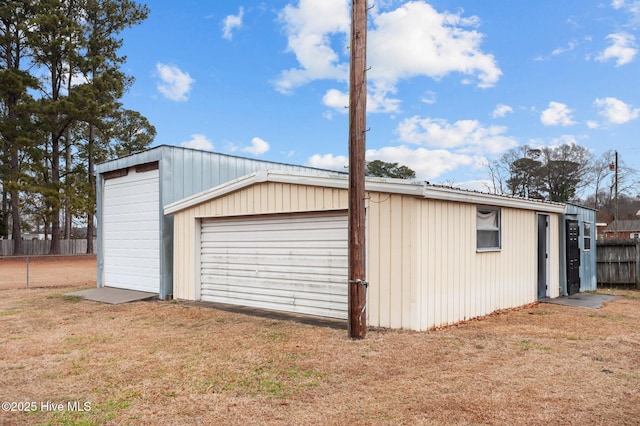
[65,287,157,305]
[540,293,619,309]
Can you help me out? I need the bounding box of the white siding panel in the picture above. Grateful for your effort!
[200,212,348,319]
[103,169,160,293]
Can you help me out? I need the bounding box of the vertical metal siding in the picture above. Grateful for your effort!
[97,145,337,298]
[549,214,561,299]
[172,182,349,300]
[405,202,552,331]
[200,212,348,319]
[564,204,597,292]
[171,178,562,331]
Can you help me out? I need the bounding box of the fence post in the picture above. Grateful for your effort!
[636,240,640,290]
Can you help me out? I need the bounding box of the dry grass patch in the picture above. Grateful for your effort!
[1,286,639,425]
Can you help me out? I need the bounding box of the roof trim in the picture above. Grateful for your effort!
[96,144,344,175]
[422,185,565,213]
[164,169,566,215]
[566,202,597,212]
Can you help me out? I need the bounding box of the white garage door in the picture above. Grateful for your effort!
[103,168,160,293]
[200,212,348,319]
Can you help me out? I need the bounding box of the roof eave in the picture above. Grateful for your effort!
[423,185,566,213]
[165,169,566,216]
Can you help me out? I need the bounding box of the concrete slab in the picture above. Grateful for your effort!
[65,287,157,305]
[540,293,619,309]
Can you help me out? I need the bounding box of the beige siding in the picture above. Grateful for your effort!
[172,182,348,300]
[366,197,560,331]
[172,180,560,332]
[366,193,422,330]
[548,214,560,298]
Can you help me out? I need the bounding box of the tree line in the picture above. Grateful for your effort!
[486,143,639,222]
[366,148,638,225]
[0,0,155,255]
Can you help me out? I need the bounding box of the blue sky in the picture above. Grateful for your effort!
[119,0,640,192]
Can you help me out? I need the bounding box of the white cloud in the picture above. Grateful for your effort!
[156,63,195,102]
[529,135,581,149]
[368,2,501,89]
[322,89,349,111]
[275,0,350,94]
[396,116,518,155]
[306,146,474,181]
[540,102,575,126]
[611,0,640,27]
[552,135,579,146]
[223,141,239,152]
[306,153,348,170]
[222,7,244,40]
[180,134,214,151]
[421,91,437,105]
[534,40,579,62]
[306,113,519,181]
[595,97,640,124]
[275,1,501,110]
[365,146,474,180]
[596,32,637,66]
[492,104,513,118]
[586,120,599,129]
[552,40,578,56]
[367,81,402,113]
[242,137,270,155]
[322,84,401,115]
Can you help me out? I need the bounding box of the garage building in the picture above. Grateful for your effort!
[165,169,566,331]
[95,146,333,299]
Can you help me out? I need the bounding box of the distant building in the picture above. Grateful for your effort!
[602,220,640,240]
[21,233,46,241]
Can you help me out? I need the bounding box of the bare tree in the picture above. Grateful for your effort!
[487,143,594,202]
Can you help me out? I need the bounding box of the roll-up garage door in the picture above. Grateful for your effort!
[200,211,348,319]
[103,167,160,293]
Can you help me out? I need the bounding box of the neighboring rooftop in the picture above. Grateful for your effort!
[604,220,640,233]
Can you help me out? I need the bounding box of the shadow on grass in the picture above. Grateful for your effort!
[179,300,348,331]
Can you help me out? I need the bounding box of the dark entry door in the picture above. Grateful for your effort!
[537,215,548,299]
[566,220,581,295]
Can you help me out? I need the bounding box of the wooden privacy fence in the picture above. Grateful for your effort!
[597,239,640,289]
[0,239,96,256]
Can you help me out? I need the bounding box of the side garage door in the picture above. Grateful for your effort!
[103,167,160,293]
[200,211,348,319]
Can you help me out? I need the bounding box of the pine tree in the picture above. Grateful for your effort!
[0,0,38,253]
[0,0,153,253]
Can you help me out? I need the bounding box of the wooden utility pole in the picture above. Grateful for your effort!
[348,0,367,339]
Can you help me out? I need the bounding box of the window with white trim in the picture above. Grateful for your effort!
[583,222,592,251]
[477,207,501,250]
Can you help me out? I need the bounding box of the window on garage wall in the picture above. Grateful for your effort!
[477,206,501,251]
[583,222,592,251]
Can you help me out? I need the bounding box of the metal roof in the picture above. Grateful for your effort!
[96,144,337,175]
[165,169,567,216]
